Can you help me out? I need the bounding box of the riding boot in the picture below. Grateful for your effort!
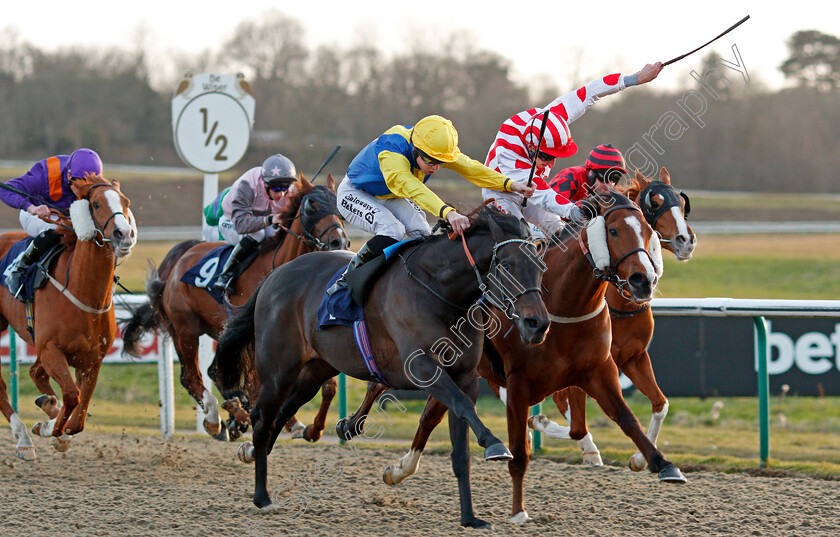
[326,235,398,296]
[213,236,260,293]
[6,229,60,298]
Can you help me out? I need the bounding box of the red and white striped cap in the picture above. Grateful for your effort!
[524,111,577,158]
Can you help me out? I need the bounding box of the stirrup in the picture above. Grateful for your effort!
[213,276,232,293]
[326,274,347,297]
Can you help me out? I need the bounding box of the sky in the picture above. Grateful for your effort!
[4,1,840,92]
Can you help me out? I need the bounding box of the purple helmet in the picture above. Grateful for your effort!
[67,148,103,179]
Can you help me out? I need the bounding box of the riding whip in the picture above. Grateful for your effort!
[522,109,551,208]
[663,15,750,66]
[310,145,341,183]
[0,181,69,214]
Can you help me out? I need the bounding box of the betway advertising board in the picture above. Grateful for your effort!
[642,316,840,397]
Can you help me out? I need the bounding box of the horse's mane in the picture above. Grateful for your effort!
[552,190,634,245]
[408,204,530,249]
[257,183,309,254]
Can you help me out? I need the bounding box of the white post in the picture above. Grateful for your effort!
[196,334,215,433]
[202,172,219,241]
[158,337,175,439]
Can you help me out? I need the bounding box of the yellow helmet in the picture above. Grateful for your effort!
[411,115,461,163]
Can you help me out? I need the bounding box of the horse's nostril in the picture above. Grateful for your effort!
[114,229,123,240]
[628,272,649,289]
[674,235,686,244]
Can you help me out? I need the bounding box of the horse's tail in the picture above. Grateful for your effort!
[120,240,201,358]
[211,281,260,395]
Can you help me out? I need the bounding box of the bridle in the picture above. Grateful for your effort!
[272,188,348,260]
[401,226,542,320]
[638,181,691,244]
[578,202,658,300]
[84,183,129,250]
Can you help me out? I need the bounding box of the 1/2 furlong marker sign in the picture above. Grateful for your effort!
[171,73,255,173]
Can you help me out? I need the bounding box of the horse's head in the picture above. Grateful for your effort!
[68,173,137,258]
[480,206,550,344]
[626,168,695,261]
[579,191,662,302]
[295,174,349,251]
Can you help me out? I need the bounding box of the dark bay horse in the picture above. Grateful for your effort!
[121,175,348,440]
[349,191,685,523]
[532,167,696,469]
[212,206,550,530]
[0,173,136,458]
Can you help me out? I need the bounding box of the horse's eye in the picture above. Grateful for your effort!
[649,200,659,209]
[303,200,317,216]
[93,201,100,210]
[609,228,618,237]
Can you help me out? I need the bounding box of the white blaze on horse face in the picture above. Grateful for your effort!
[104,190,134,241]
[624,216,657,283]
[670,206,691,245]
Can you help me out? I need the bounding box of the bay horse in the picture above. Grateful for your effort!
[0,173,136,459]
[531,167,696,469]
[121,175,348,440]
[212,205,550,530]
[343,190,685,523]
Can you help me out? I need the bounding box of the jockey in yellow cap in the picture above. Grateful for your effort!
[328,114,535,295]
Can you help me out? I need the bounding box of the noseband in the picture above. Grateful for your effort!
[85,183,128,249]
[579,203,658,298]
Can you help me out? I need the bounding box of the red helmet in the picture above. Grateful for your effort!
[585,144,626,184]
[524,111,577,159]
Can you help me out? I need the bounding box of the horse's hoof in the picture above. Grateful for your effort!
[302,425,320,443]
[34,394,51,408]
[227,420,243,441]
[629,452,647,471]
[510,511,532,524]
[30,422,41,436]
[203,418,222,437]
[335,418,349,440]
[484,442,513,461]
[212,426,229,442]
[237,442,255,464]
[462,518,494,530]
[289,421,305,439]
[382,465,398,486]
[52,435,71,452]
[15,446,36,461]
[253,494,274,509]
[582,451,603,466]
[35,395,60,419]
[658,465,687,483]
[527,413,548,431]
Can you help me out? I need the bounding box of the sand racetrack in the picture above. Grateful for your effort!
[1,431,838,537]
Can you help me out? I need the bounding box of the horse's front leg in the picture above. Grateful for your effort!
[32,343,78,451]
[505,376,534,524]
[63,358,103,435]
[581,357,685,483]
[619,350,668,471]
[407,349,510,460]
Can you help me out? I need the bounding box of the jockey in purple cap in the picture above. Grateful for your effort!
[0,148,104,296]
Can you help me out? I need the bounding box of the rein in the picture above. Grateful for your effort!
[401,229,541,319]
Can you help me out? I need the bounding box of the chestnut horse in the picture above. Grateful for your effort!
[0,173,136,459]
[340,191,685,523]
[531,167,696,469]
[213,205,550,530]
[121,175,348,440]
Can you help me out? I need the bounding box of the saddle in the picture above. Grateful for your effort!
[0,239,66,303]
[179,244,260,305]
